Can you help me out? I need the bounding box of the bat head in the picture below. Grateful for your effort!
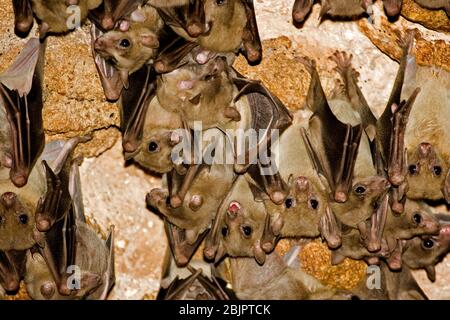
[406,143,449,202]
[402,215,450,281]
[134,128,182,173]
[264,175,328,239]
[204,0,243,28]
[333,176,390,227]
[93,27,160,74]
[0,191,36,251]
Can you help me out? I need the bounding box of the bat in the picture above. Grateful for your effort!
[93,4,165,80]
[229,248,352,299]
[25,160,115,300]
[203,174,269,265]
[402,213,450,282]
[88,0,145,32]
[13,0,103,39]
[157,0,263,64]
[159,265,231,300]
[298,56,390,230]
[0,38,45,188]
[156,55,240,130]
[292,0,374,24]
[257,122,341,252]
[147,128,236,266]
[413,0,449,15]
[0,250,27,294]
[131,96,184,174]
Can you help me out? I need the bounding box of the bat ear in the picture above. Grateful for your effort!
[425,265,436,282]
[442,169,450,204]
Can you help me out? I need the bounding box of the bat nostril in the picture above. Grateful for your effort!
[1,192,16,208]
[419,143,432,157]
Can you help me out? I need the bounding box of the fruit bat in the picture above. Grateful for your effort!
[0,250,27,294]
[257,120,342,252]
[147,128,236,266]
[12,0,102,39]
[292,0,374,25]
[131,96,184,174]
[413,0,450,15]
[229,247,352,299]
[396,32,450,204]
[203,175,268,265]
[0,135,91,254]
[0,38,45,188]
[157,0,263,64]
[93,4,165,82]
[158,265,232,300]
[298,56,390,230]
[25,161,115,300]
[402,214,450,282]
[89,0,146,32]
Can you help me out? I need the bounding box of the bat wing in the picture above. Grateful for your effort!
[12,0,34,37]
[120,65,157,156]
[0,250,27,292]
[298,57,362,202]
[98,226,115,300]
[165,219,208,267]
[88,0,144,32]
[156,0,206,38]
[154,32,198,74]
[241,0,262,64]
[0,38,45,187]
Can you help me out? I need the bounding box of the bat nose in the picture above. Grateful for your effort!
[1,192,16,209]
[419,143,432,157]
[295,176,309,192]
[94,38,106,51]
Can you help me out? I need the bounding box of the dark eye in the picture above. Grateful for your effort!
[284,198,294,209]
[242,225,252,237]
[215,0,226,5]
[19,214,28,225]
[221,226,228,237]
[422,238,434,249]
[309,199,319,210]
[148,141,159,153]
[355,186,366,195]
[119,39,130,48]
[0,216,4,224]
[408,165,418,175]
[413,213,422,224]
[433,166,442,176]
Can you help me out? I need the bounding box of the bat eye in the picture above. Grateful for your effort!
[284,198,294,209]
[40,282,55,299]
[215,0,226,5]
[148,141,159,153]
[354,186,366,195]
[422,239,434,249]
[413,213,422,225]
[433,166,442,176]
[119,39,131,48]
[309,199,319,210]
[221,226,228,237]
[18,214,28,225]
[241,225,252,237]
[408,164,418,175]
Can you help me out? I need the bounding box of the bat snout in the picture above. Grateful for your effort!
[418,143,433,157]
[1,192,17,209]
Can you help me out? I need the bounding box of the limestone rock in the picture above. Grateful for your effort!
[401,0,450,33]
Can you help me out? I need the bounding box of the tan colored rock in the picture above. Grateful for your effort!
[401,0,450,33]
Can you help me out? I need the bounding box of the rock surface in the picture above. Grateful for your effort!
[0,0,448,299]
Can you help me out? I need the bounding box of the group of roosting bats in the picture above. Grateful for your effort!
[0,0,448,300]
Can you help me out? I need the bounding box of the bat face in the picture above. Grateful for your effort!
[31,0,102,35]
[264,175,328,239]
[93,5,163,74]
[156,56,236,129]
[132,99,183,174]
[402,216,450,273]
[0,190,36,251]
[405,143,449,201]
[332,176,390,227]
